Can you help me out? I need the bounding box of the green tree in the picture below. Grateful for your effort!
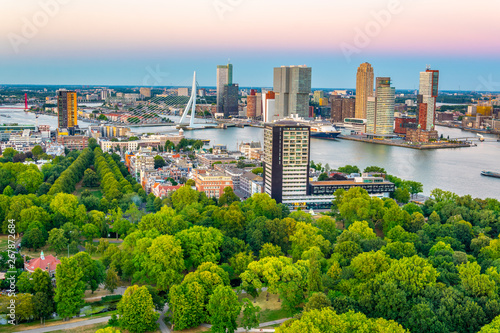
[207,285,242,333]
[17,169,43,193]
[154,155,166,169]
[48,228,68,255]
[144,235,185,291]
[218,187,240,206]
[32,145,44,159]
[259,243,284,258]
[176,226,223,269]
[304,292,331,312]
[363,166,387,174]
[54,257,86,320]
[241,298,260,332]
[275,308,407,333]
[22,228,46,250]
[337,165,360,174]
[393,188,410,204]
[82,223,100,242]
[318,172,329,181]
[458,262,496,297]
[104,266,120,293]
[118,285,159,333]
[251,167,263,175]
[83,168,99,187]
[73,252,105,293]
[480,315,500,332]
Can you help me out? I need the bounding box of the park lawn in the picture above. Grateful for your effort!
[0,235,8,251]
[74,186,103,199]
[20,243,65,259]
[237,291,290,325]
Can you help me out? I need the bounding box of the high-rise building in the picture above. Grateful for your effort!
[366,77,395,135]
[222,84,239,118]
[262,91,276,122]
[255,93,262,118]
[330,96,356,123]
[247,90,257,118]
[313,90,324,104]
[263,121,310,204]
[417,68,439,130]
[57,90,78,135]
[355,62,374,119]
[273,65,312,119]
[217,62,233,113]
[140,87,151,98]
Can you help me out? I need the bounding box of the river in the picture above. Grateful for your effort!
[1,106,499,199]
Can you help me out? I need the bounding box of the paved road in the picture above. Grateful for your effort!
[14,316,111,333]
[157,304,171,333]
[201,317,291,332]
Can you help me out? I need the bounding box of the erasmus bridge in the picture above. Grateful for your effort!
[111,71,218,130]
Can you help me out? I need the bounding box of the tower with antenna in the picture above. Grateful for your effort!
[24,93,28,111]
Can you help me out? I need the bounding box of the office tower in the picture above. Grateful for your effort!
[247,90,257,118]
[222,84,239,118]
[255,93,262,118]
[263,121,310,203]
[100,89,109,100]
[313,90,324,104]
[262,91,276,122]
[366,77,395,135]
[198,88,206,97]
[417,68,439,130]
[273,65,312,118]
[247,89,257,118]
[355,62,374,119]
[330,96,356,122]
[139,87,151,98]
[57,90,78,135]
[217,62,233,113]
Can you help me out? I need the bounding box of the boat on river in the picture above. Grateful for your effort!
[481,171,500,179]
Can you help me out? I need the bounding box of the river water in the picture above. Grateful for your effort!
[1,106,499,199]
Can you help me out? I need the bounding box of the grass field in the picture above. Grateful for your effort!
[0,235,9,251]
[237,291,290,325]
[74,186,103,199]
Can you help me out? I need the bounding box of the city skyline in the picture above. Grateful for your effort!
[2,0,500,90]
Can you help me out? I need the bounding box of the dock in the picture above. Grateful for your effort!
[338,135,471,150]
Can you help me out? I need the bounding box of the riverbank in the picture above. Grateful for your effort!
[436,121,500,135]
[337,135,471,149]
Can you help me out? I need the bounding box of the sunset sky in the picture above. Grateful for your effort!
[1,0,499,90]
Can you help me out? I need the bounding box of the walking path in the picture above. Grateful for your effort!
[14,316,111,333]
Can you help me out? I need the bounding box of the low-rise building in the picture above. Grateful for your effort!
[24,251,61,277]
[152,183,181,198]
[309,176,395,197]
[193,169,233,199]
[198,154,238,168]
[57,135,88,150]
[406,128,439,142]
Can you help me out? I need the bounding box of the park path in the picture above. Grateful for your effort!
[201,317,291,332]
[14,316,111,333]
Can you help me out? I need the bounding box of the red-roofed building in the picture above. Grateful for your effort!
[24,251,61,276]
[152,183,182,198]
